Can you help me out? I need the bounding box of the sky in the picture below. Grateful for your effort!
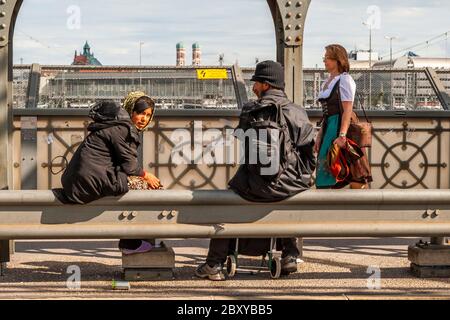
[12,0,450,67]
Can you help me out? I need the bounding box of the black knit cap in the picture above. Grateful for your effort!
[251,60,285,90]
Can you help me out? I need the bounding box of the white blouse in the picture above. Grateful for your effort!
[318,73,356,102]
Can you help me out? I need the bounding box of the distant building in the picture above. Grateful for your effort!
[72,41,102,66]
[374,51,450,69]
[192,42,201,66]
[176,42,186,67]
[348,50,380,69]
[370,52,450,110]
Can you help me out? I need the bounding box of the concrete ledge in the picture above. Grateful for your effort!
[123,268,175,281]
[122,244,175,269]
[408,244,450,266]
[410,263,450,278]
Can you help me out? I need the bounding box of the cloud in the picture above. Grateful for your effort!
[12,0,450,67]
[387,7,425,18]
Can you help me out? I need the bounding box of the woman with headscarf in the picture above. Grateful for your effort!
[58,91,161,254]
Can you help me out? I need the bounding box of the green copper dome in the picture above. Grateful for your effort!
[176,42,185,49]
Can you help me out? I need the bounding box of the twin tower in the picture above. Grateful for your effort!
[176,42,201,67]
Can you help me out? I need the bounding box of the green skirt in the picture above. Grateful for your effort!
[315,115,340,188]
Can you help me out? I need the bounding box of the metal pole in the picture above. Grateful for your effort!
[0,223,450,239]
[385,36,396,109]
[297,237,304,259]
[139,42,142,66]
[390,38,393,108]
[362,21,373,109]
[431,237,446,246]
[369,27,372,68]
[139,42,143,90]
[369,26,372,109]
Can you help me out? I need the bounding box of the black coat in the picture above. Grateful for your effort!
[59,106,144,204]
[228,89,316,202]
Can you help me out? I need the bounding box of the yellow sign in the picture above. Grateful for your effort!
[196,69,228,80]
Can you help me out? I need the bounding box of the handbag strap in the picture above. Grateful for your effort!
[355,92,371,123]
[336,78,371,123]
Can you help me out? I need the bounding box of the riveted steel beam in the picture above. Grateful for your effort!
[0,0,23,188]
[268,0,311,106]
[0,0,23,268]
[0,0,23,49]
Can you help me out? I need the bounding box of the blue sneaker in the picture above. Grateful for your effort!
[121,240,153,255]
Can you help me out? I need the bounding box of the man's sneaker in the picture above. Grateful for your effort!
[195,263,225,281]
[121,240,153,255]
[281,255,300,274]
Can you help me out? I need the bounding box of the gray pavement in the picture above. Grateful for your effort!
[0,238,449,300]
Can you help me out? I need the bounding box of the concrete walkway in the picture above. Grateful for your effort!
[0,238,449,300]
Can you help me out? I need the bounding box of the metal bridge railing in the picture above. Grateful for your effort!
[11,109,450,191]
[12,65,450,111]
[0,189,449,239]
[303,68,450,110]
[13,65,244,110]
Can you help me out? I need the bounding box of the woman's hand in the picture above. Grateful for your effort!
[143,172,161,190]
[333,136,347,148]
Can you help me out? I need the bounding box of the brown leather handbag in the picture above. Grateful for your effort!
[338,89,373,148]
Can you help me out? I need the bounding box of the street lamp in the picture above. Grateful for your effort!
[363,21,373,108]
[362,22,373,67]
[385,36,397,68]
[139,41,144,66]
[139,42,144,89]
[385,36,397,109]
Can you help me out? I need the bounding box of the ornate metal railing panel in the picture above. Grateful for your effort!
[11,110,450,191]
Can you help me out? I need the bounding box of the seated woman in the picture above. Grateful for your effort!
[57,91,161,254]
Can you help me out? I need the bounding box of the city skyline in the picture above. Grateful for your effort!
[13,0,450,67]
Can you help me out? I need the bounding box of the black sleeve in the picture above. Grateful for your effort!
[107,126,144,177]
[283,108,315,149]
[295,121,316,148]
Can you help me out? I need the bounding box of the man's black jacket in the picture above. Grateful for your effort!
[228,89,316,202]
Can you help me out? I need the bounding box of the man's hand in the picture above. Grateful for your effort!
[143,172,161,190]
[313,137,321,154]
[314,132,323,154]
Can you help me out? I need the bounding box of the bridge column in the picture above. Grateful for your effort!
[267,0,311,106]
[268,0,311,262]
[0,240,9,276]
[1,0,24,272]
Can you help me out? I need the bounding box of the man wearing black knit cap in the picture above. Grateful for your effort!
[196,61,316,281]
[250,60,286,91]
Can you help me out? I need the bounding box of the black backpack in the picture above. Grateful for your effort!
[237,102,297,182]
